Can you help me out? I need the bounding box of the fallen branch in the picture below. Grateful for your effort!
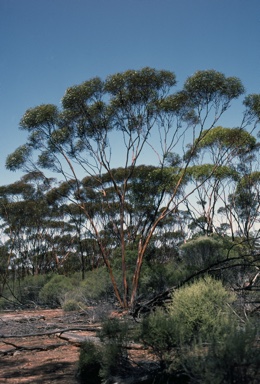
[0,314,45,323]
[58,332,101,346]
[0,340,68,355]
[0,325,101,339]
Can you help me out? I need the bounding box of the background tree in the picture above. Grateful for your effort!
[184,126,257,236]
[0,173,76,277]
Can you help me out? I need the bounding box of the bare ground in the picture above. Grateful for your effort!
[0,309,102,384]
[0,308,153,384]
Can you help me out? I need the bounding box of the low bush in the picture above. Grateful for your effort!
[77,340,102,384]
[167,276,236,345]
[0,274,51,308]
[39,274,74,306]
[79,267,115,304]
[17,274,51,305]
[98,317,130,380]
[140,276,259,382]
[78,317,132,383]
[175,320,260,383]
[62,299,83,312]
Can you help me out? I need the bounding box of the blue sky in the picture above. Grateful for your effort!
[1,0,260,186]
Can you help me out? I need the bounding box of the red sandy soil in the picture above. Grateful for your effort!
[0,308,152,384]
[0,309,95,383]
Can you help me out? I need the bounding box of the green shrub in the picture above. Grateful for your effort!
[0,274,51,308]
[167,276,236,344]
[77,340,102,383]
[180,235,225,271]
[139,262,179,296]
[79,267,114,303]
[17,274,51,305]
[177,320,260,383]
[39,274,74,306]
[62,299,82,312]
[141,308,178,367]
[98,317,130,380]
[78,317,132,383]
[140,276,242,381]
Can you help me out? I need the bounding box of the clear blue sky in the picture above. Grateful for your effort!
[1,0,260,186]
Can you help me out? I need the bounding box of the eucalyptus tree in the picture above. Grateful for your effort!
[7,67,255,308]
[229,172,260,239]
[62,202,101,278]
[220,149,260,241]
[184,126,258,236]
[0,172,74,276]
[0,174,42,276]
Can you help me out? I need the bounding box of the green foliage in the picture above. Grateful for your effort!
[243,93,260,121]
[20,104,59,130]
[196,126,256,151]
[98,317,130,380]
[139,260,186,297]
[79,267,114,303]
[176,321,260,383]
[185,126,257,161]
[17,274,51,304]
[105,67,176,107]
[77,341,102,384]
[62,299,83,312]
[1,269,120,310]
[4,66,260,312]
[187,164,237,181]
[167,276,235,344]
[6,144,32,171]
[61,254,82,275]
[62,77,104,110]
[183,70,244,104]
[0,274,51,308]
[180,236,226,271]
[98,316,130,345]
[140,277,242,381]
[141,308,178,365]
[39,274,74,306]
[78,317,132,382]
[208,321,259,383]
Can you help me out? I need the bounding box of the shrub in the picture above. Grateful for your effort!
[167,276,236,344]
[141,308,178,367]
[79,267,114,303]
[140,276,242,381]
[180,235,225,271]
[78,317,132,383]
[0,274,51,308]
[62,299,82,312]
[177,320,260,383]
[98,317,131,380]
[77,341,102,383]
[17,274,50,305]
[39,274,74,306]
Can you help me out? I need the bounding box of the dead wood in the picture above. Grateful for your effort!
[0,325,101,339]
[58,332,101,346]
[1,339,68,355]
[0,314,46,323]
[132,287,175,319]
